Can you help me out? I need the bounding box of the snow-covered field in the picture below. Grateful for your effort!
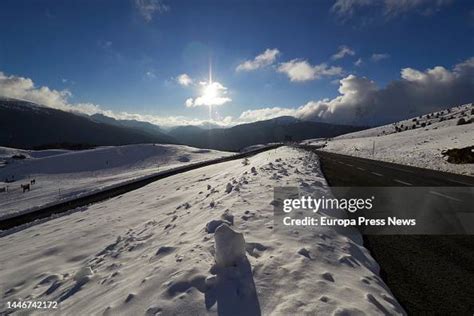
[0,144,232,218]
[0,147,404,315]
[304,103,473,175]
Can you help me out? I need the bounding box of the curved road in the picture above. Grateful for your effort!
[303,147,474,315]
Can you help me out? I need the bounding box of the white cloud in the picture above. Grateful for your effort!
[239,107,298,123]
[0,72,72,111]
[3,57,472,129]
[236,48,280,72]
[0,70,232,128]
[238,57,474,125]
[177,73,193,86]
[332,0,452,18]
[354,58,363,66]
[332,45,356,60]
[371,53,390,62]
[332,0,375,17]
[384,0,452,17]
[145,71,156,79]
[277,59,343,82]
[185,81,232,107]
[134,0,169,22]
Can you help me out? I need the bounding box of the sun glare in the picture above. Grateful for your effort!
[202,82,219,102]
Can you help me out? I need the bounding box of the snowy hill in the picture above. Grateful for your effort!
[0,144,232,218]
[303,103,474,175]
[0,146,404,315]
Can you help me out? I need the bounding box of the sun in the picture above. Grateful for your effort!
[201,82,220,104]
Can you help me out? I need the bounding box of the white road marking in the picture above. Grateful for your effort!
[394,179,413,186]
[429,191,462,202]
[371,172,383,177]
[346,164,353,167]
[357,167,365,171]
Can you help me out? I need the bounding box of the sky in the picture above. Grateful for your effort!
[0,0,473,127]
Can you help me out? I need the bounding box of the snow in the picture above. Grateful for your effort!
[0,144,232,218]
[304,103,474,175]
[213,224,246,267]
[240,143,281,153]
[0,146,404,315]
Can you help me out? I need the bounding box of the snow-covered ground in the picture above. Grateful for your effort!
[304,103,473,175]
[0,147,404,315]
[0,144,232,218]
[240,143,281,153]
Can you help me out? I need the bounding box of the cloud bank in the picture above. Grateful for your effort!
[240,57,474,125]
[0,71,229,127]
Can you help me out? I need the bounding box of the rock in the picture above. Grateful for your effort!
[214,224,246,267]
[206,219,230,233]
[74,266,93,283]
[221,210,234,225]
[205,275,217,287]
[225,183,233,193]
[298,248,311,259]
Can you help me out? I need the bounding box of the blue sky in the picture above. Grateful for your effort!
[0,0,473,126]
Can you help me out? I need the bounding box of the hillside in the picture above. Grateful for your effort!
[304,103,474,175]
[0,99,176,149]
[0,144,231,218]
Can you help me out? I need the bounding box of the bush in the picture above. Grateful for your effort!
[11,154,26,160]
[457,118,472,126]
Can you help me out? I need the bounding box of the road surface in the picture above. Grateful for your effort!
[311,149,474,187]
[304,147,474,315]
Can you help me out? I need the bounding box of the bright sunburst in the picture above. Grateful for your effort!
[186,61,232,109]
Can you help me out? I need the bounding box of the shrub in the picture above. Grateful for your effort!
[457,118,472,126]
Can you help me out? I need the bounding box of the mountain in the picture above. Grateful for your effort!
[0,99,176,149]
[168,116,366,151]
[90,113,168,139]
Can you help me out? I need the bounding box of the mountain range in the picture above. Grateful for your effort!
[0,98,366,151]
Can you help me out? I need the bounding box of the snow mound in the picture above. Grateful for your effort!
[214,224,246,267]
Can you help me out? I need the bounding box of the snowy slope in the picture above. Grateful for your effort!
[0,144,232,218]
[0,147,404,315]
[303,103,474,175]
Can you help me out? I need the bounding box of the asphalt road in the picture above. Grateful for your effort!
[311,149,474,187]
[303,147,474,315]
